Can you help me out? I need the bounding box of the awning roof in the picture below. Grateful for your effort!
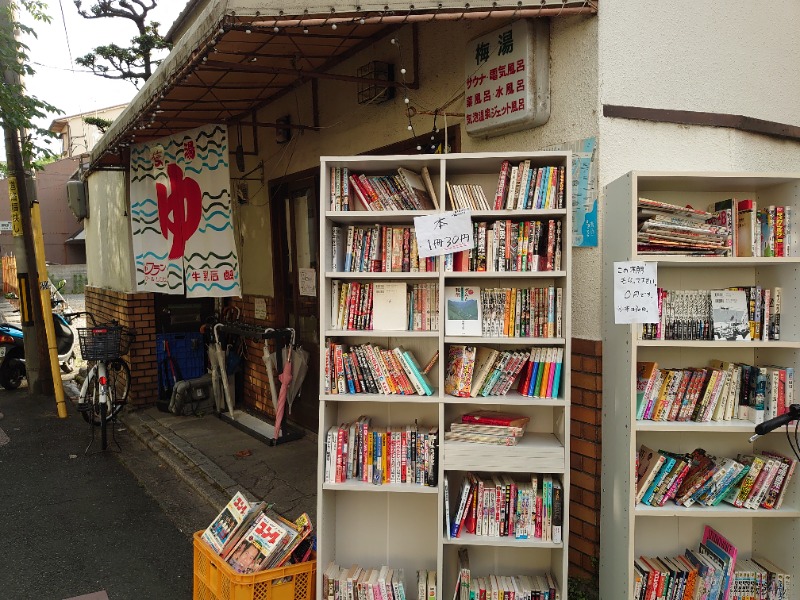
[89,0,597,172]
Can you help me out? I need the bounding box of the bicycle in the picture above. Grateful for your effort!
[75,313,135,451]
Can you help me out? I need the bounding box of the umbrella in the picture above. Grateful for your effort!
[282,345,309,413]
[213,323,235,418]
[274,341,293,440]
[262,342,279,414]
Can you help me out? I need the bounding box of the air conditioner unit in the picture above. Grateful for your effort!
[66,180,88,220]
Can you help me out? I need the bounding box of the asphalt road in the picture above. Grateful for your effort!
[0,389,215,600]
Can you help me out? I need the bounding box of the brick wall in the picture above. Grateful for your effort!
[85,286,157,406]
[570,337,602,579]
[226,295,281,416]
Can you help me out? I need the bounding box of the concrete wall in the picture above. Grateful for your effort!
[46,264,88,294]
[85,170,135,292]
[594,0,800,340]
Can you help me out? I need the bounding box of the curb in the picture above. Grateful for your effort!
[121,409,242,509]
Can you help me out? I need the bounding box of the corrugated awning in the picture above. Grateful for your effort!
[89,0,597,171]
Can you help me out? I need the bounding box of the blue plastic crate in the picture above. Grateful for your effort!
[157,332,205,388]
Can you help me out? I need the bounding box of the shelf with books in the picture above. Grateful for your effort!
[319,152,572,599]
[441,533,564,548]
[634,504,800,518]
[602,170,800,600]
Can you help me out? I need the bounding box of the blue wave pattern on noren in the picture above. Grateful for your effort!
[134,250,170,261]
[186,280,239,292]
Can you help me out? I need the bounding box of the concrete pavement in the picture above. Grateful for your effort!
[0,295,319,532]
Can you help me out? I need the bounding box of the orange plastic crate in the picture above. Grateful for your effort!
[193,531,316,600]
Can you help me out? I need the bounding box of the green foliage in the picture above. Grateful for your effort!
[74,0,171,87]
[568,557,600,600]
[83,115,113,133]
[0,0,62,169]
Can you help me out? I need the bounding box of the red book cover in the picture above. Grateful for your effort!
[336,426,345,482]
[493,160,511,210]
[461,410,529,428]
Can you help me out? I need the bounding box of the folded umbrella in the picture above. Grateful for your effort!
[273,344,293,440]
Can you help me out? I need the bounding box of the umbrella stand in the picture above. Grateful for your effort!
[212,322,306,445]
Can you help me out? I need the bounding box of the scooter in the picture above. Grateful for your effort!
[0,300,78,390]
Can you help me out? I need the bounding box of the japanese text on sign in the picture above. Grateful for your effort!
[7,177,23,237]
[613,261,658,324]
[413,209,475,258]
[465,20,535,136]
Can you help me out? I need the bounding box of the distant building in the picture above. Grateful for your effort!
[49,104,127,158]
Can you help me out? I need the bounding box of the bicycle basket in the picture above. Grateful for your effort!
[78,325,123,361]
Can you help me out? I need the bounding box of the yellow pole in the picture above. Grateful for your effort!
[31,202,68,418]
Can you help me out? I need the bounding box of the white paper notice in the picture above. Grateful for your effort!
[614,261,658,324]
[254,297,266,320]
[414,209,475,258]
[298,268,317,297]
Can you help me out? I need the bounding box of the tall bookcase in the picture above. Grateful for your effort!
[601,171,800,598]
[317,152,572,597]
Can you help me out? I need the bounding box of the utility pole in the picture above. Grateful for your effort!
[1,0,53,394]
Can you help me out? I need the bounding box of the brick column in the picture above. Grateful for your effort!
[84,286,157,406]
[569,337,602,579]
[226,295,281,415]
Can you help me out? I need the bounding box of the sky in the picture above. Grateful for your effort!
[2,0,188,158]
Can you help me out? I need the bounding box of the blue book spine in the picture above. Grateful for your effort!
[402,351,433,396]
[643,456,675,505]
[526,356,542,397]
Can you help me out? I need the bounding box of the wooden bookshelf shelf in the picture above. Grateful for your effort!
[318,152,572,598]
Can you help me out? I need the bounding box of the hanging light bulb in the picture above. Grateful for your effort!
[245,28,252,34]
[331,23,337,30]
[407,125,413,131]
[359,18,365,24]
[303,27,309,34]
[273,26,280,33]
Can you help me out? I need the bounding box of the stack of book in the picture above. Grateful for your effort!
[329,165,438,211]
[444,285,563,339]
[324,342,436,396]
[636,445,796,509]
[322,562,412,599]
[444,346,563,399]
[638,286,782,342]
[493,160,566,210]
[444,219,562,273]
[331,224,438,273]
[454,549,560,600]
[634,526,791,600]
[330,280,438,332]
[636,197,732,255]
[447,182,491,210]
[323,418,438,486]
[445,410,530,445]
[200,491,314,575]
[637,360,794,425]
[736,198,797,257]
[444,470,563,543]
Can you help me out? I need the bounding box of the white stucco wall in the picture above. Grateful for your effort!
[237,15,598,315]
[85,170,135,292]
[591,0,800,341]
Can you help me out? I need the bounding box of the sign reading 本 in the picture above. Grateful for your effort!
[614,261,658,324]
[414,209,475,258]
[298,268,317,297]
[464,19,538,137]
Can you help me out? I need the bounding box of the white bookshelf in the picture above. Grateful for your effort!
[601,171,800,599]
[317,152,572,598]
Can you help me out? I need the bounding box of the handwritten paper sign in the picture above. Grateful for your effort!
[254,297,266,320]
[614,261,658,324]
[414,209,475,258]
[298,268,317,297]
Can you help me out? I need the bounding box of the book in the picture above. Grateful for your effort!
[445,286,482,336]
[372,282,408,330]
[460,410,530,428]
[201,491,254,555]
[227,512,290,574]
[635,445,666,504]
[397,167,436,210]
[711,289,751,341]
[444,345,477,397]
